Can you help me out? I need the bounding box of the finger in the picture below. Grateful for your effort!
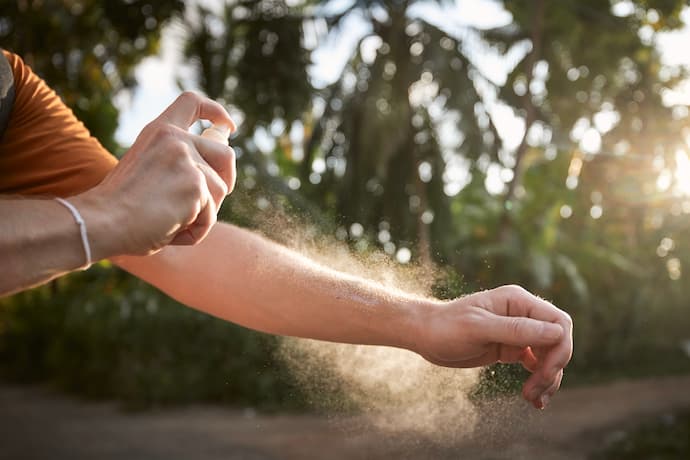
[186,198,217,242]
[480,311,564,348]
[522,352,567,407]
[494,286,574,354]
[169,176,215,246]
[520,346,539,373]
[191,135,237,192]
[493,285,567,325]
[196,161,229,209]
[543,369,564,402]
[496,344,538,372]
[496,345,539,373]
[528,369,563,409]
[493,285,574,389]
[527,345,549,372]
[522,327,572,402]
[158,92,237,132]
[169,228,196,246]
[171,196,216,245]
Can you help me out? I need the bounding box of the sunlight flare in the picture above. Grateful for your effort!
[673,149,690,196]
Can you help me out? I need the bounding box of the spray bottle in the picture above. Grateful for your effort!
[200,123,235,192]
[200,123,232,144]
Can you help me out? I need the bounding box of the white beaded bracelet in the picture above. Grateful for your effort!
[54,197,92,270]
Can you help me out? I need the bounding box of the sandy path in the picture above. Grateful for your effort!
[1,375,689,460]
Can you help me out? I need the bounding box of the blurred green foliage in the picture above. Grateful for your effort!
[0,265,306,410]
[2,0,690,410]
[0,0,184,151]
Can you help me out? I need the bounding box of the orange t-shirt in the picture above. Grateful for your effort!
[0,51,118,197]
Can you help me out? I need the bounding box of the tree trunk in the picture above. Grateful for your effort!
[500,0,545,238]
[504,0,545,203]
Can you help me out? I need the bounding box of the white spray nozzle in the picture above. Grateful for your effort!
[201,123,232,144]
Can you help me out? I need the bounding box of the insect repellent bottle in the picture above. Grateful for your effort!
[201,124,232,144]
[201,123,236,191]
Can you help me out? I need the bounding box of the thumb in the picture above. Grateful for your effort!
[481,313,564,348]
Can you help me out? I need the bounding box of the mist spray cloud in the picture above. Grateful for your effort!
[255,213,482,441]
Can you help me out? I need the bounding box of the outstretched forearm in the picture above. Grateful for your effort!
[114,222,573,409]
[0,195,115,297]
[113,222,426,350]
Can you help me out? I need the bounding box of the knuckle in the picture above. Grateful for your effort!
[499,284,527,297]
[509,284,527,295]
[540,366,558,382]
[557,355,571,369]
[144,119,163,131]
[557,345,573,363]
[140,120,163,140]
[459,308,485,328]
[208,175,227,201]
[455,309,485,340]
[191,169,205,192]
[178,90,200,104]
[562,312,573,327]
[167,138,193,162]
[508,317,525,337]
[179,167,204,199]
[149,125,183,149]
[145,120,171,137]
[164,124,185,140]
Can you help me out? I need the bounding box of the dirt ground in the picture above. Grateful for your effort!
[1,375,689,460]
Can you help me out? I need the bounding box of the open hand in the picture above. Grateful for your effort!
[416,285,573,409]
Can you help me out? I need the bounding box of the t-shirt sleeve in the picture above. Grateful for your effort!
[0,51,118,197]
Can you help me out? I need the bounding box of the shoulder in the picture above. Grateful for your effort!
[2,50,28,89]
[0,50,118,197]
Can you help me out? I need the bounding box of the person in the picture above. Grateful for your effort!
[0,50,572,410]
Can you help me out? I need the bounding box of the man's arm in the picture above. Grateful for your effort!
[0,195,117,296]
[0,92,236,297]
[114,223,422,349]
[114,222,573,409]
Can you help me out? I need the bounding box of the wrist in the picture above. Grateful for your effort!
[397,296,441,354]
[70,190,123,262]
